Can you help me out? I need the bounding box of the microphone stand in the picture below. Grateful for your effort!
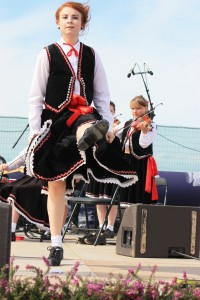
[140,72,155,120]
[128,63,155,120]
[12,124,29,148]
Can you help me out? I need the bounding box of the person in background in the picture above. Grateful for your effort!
[115,95,158,205]
[0,155,9,188]
[0,149,49,241]
[110,101,121,129]
[0,174,9,186]
[87,101,120,239]
[0,149,68,241]
[78,101,121,245]
[68,178,85,232]
[25,2,137,266]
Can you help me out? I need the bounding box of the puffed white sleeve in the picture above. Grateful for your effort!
[139,122,157,148]
[28,49,49,140]
[92,51,114,132]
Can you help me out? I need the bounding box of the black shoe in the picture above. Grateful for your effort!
[70,223,79,234]
[104,229,115,238]
[84,232,106,245]
[41,231,51,241]
[78,119,109,151]
[76,232,94,244]
[11,232,16,242]
[47,246,63,266]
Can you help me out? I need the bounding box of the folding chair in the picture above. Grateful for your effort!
[62,185,120,245]
[155,176,168,205]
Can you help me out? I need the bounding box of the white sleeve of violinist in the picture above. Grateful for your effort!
[7,147,27,171]
[139,122,157,148]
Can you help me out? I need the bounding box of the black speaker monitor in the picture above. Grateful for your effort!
[116,204,200,258]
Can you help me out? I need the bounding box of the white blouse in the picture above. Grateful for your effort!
[28,39,113,139]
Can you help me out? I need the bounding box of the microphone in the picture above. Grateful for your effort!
[144,63,153,75]
[127,63,154,78]
[127,71,153,77]
[127,63,136,78]
[148,70,153,75]
[114,113,122,120]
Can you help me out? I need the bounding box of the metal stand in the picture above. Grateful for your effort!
[12,124,29,148]
[127,63,155,119]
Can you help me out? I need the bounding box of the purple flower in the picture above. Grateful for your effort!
[9,256,15,264]
[128,268,135,275]
[1,260,200,299]
[43,276,50,286]
[73,261,80,273]
[183,271,188,281]
[26,264,35,270]
[0,279,9,288]
[151,265,158,274]
[42,256,50,267]
[73,278,79,287]
[87,282,104,296]
[173,291,183,300]
[67,261,80,278]
[193,287,200,298]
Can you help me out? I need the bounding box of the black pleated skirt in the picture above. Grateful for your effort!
[26,112,138,194]
[0,175,49,228]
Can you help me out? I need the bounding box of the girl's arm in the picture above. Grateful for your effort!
[6,147,27,171]
[92,51,114,132]
[139,123,157,148]
[28,49,49,140]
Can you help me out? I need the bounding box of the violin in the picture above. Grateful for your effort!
[0,166,24,175]
[131,114,152,133]
[113,113,122,126]
[113,118,120,126]
[115,103,163,134]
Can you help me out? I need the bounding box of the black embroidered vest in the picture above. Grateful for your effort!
[44,42,95,113]
[121,120,153,158]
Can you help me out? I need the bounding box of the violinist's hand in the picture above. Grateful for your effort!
[113,119,120,127]
[138,121,150,134]
[0,163,9,172]
[1,176,9,184]
[106,131,115,143]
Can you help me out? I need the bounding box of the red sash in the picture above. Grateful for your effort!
[66,94,94,127]
[145,156,158,201]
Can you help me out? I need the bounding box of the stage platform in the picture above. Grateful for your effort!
[10,232,200,283]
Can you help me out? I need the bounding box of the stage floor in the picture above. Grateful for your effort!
[10,232,200,282]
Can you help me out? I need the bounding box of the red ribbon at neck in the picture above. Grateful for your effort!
[63,43,79,57]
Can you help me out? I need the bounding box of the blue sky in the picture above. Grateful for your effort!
[1,0,200,127]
